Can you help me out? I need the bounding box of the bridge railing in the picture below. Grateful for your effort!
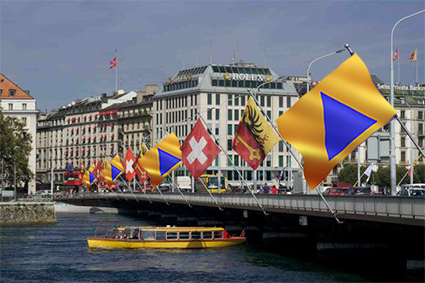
[56,193,425,221]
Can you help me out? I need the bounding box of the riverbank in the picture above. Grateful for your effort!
[0,202,56,225]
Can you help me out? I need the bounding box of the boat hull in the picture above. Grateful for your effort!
[87,237,246,249]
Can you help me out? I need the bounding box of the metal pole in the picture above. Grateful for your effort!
[199,177,223,211]
[396,116,425,159]
[306,47,346,93]
[51,143,54,200]
[1,159,4,202]
[410,109,414,185]
[13,161,17,202]
[390,10,425,195]
[357,148,361,187]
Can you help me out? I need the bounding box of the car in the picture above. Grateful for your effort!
[324,187,349,195]
[34,190,52,196]
[398,186,425,197]
[347,187,372,196]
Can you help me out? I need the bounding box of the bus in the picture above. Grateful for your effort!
[195,174,227,193]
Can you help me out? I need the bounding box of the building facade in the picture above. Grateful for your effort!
[152,62,301,187]
[0,73,38,194]
[36,86,155,190]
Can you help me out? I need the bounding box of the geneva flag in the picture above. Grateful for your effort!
[276,54,396,190]
[101,154,124,188]
[181,119,221,179]
[233,96,280,170]
[83,164,96,190]
[138,133,182,188]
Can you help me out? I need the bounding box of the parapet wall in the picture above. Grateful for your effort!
[0,202,56,225]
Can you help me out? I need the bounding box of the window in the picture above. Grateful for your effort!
[401,137,406,147]
[261,95,265,106]
[9,89,16,96]
[8,103,13,110]
[213,231,223,239]
[179,232,190,240]
[228,139,232,150]
[215,123,219,135]
[228,94,233,105]
[216,109,220,120]
[216,94,220,105]
[234,109,239,121]
[400,110,405,119]
[279,97,283,108]
[401,151,406,162]
[191,231,201,240]
[228,125,232,135]
[207,109,212,120]
[241,96,245,105]
[156,231,166,240]
[22,103,27,110]
[419,123,423,135]
[279,141,284,152]
[207,93,212,105]
[203,231,213,239]
[279,156,284,167]
[235,96,239,106]
[419,111,423,120]
[234,155,239,166]
[287,97,292,108]
[166,232,178,240]
[267,96,271,107]
[228,109,232,120]
[267,111,271,119]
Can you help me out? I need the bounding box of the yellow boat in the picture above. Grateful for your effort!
[87,226,246,249]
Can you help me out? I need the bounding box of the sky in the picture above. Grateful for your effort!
[0,0,424,112]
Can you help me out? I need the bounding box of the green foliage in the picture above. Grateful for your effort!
[0,111,33,188]
[375,165,409,188]
[413,164,425,183]
[338,164,368,185]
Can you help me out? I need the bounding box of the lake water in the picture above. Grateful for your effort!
[0,214,371,282]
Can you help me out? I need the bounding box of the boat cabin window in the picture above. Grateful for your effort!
[202,231,213,239]
[179,232,190,240]
[156,231,166,240]
[124,229,132,239]
[142,230,155,240]
[213,231,223,239]
[191,231,201,240]
[114,230,124,239]
[130,229,139,239]
[167,232,178,240]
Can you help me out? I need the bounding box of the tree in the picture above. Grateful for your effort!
[338,164,368,185]
[0,111,33,190]
[413,164,425,183]
[375,165,409,188]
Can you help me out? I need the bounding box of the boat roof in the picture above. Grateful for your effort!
[116,226,225,232]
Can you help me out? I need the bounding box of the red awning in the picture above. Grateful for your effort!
[99,110,118,116]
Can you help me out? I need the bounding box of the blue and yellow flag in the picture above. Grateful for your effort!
[276,54,396,190]
[83,164,96,190]
[101,154,124,188]
[138,133,182,188]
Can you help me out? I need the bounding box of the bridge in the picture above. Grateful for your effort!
[56,193,425,226]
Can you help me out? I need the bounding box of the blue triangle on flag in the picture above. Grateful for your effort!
[89,171,96,184]
[322,92,377,161]
[158,148,181,176]
[110,164,121,181]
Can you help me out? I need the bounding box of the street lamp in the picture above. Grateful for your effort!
[390,10,425,195]
[401,100,415,185]
[306,46,347,94]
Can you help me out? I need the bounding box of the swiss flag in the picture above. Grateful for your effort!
[124,148,137,182]
[109,57,117,69]
[393,48,399,61]
[181,119,221,179]
[93,160,102,178]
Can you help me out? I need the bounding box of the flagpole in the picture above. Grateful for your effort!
[115,50,118,94]
[198,114,268,215]
[134,177,152,203]
[416,52,418,85]
[397,48,400,84]
[199,177,223,211]
[247,90,342,223]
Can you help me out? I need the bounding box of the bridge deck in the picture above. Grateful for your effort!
[56,193,425,226]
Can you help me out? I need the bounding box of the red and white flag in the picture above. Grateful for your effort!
[393,49,399,61]
[93,160,102,178]
[124,148,137,182]
[181,119,221,179]
[134,159,149,183]
[109,57,117,69]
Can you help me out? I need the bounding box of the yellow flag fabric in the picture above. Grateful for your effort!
[276,54,396,190]
[139,142,149,157]
[138,133,182,188]
[83,164,96,190]
[409,49,417,63]
[101,154,124,188]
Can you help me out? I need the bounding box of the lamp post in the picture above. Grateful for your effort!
[390,10,425,195]
[402,101,415,185]
[306,46,347,93]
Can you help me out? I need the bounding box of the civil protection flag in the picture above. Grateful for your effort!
[276,54,396,190]
[101,154,124,188]
[233,96,280,170]
[138,133,182,188]
[83,164,96,190]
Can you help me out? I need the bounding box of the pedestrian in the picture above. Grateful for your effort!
[263,183,270,194]
[271,185,278,194]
